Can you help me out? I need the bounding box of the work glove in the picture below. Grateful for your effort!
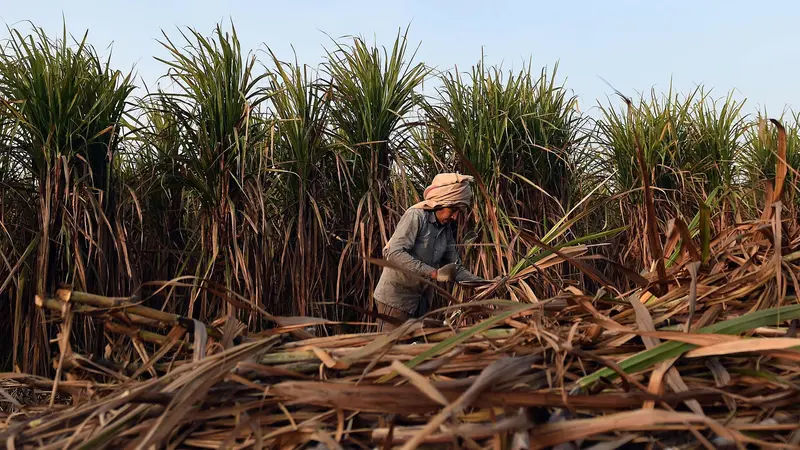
[436,263,459,282]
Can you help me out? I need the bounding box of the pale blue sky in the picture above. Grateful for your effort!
[2,0,799,116]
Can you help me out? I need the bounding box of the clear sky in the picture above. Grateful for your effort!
[2,0,799,117]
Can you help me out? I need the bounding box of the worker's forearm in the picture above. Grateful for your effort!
[386,250,437,278]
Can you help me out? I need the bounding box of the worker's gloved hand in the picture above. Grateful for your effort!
[436,263,459,282]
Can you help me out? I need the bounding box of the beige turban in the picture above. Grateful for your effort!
[410,173,475,210]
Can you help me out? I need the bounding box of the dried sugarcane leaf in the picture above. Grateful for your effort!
[579,304,800,387]
[528,408,767,450]
[685,338,800,358]
[377,303,539,383]
[390,360,448,406]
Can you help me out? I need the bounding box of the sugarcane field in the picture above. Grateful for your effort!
[1,5,800,449]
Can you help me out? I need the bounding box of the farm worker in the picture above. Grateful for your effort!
[373,173,485,331]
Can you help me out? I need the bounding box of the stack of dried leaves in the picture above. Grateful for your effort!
[0,204,799,450]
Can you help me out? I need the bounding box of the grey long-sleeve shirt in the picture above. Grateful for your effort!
[373,208,483,314]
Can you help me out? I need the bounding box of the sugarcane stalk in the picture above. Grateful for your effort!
[52,290,222,339]
[57,351,175,375]
[39,296,179,333]
[38,296,191,333]
[258,350,317,365]
[35,296,96,315]
[104,322,194,351]
[110,311,164,328]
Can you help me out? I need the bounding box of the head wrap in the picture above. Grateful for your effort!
[410,173,475,210]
